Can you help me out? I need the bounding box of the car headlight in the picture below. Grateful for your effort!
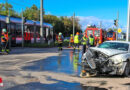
[82,53,86,60]
[109,55,123,65]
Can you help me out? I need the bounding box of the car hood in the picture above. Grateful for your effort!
[90,47,128,56]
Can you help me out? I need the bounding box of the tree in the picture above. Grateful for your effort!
[23,4,40,21]
[0,3,19,17]
[0,3,82,37]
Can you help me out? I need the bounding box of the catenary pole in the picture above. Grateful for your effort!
[127,0,130,41]
[21,8,24,47]
[40,0,44,43]
[116,11,119,40]
[73,12,75,37]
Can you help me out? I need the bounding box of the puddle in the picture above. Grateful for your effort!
[23,50,82,76]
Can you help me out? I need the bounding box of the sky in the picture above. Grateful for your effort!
[0,0,129,32]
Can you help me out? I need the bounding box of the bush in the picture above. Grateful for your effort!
[24,42,54,48]
[24,41,70,48]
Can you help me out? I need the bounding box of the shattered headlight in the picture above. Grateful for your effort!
[109,55,123,65]
[82,53,86,60]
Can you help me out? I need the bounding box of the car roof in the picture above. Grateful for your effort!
[104,41,130,45]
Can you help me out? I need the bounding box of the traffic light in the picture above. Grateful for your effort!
[114,19,118,26]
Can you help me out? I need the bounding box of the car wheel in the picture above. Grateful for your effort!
[123,62,130,77]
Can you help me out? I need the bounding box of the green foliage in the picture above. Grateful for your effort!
[44,15,82,36]
[0,3,19,17]
[24,43,54,48]
[24,41,70,48]
[23,4,40,21]
[107,28,117,32]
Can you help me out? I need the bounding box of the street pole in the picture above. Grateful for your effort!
[8,8,11,50]
[73,12,75,37]
[21,8,24,47]
[127,0,130,41]
[100,21,102,29]
[40,0,44,43]
[34,21,36,44]
[116,11,119,41]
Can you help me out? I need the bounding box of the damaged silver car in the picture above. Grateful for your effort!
[80,41,130,77]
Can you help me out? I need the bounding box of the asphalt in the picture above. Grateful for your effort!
[0,47,130,90]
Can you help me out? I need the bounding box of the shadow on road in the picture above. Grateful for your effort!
[5,76,108,90]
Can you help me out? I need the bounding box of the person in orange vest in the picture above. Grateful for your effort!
[1,28,9,53]
[69,34,74,47]
[58,32,64,51]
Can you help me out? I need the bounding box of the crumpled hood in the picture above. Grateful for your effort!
[90,47,128,56]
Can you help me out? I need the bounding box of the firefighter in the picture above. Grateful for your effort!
[69,34,74,47]
[1,28,9,53]
[81,33,88,54]
[74,32,80,50]
[88,34,94,47]
[57,32,63,51]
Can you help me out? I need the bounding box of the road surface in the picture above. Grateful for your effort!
[0,47,130,90]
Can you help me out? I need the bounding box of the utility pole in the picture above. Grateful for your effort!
[116,11,119,40]
[100,21,102,29]
[34,21,36,43]
[8,8,11,50]
[5,0,8,15]
[21,8,24,47]
[73,12,75,37]
[127,0,130,41]
[40,0,44,43]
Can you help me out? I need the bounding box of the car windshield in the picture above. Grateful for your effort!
[98,42,129,51]
[94,30,100,37]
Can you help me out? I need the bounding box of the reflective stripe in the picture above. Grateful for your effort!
[70,36,74,42]
[58,35,62,43]
[2,49,5,52]
[89,37,94,45]
[1,33,8,42]
[82,37,87,45]
[74,35,79,43]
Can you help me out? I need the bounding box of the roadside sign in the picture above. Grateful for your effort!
[118,28,122,33]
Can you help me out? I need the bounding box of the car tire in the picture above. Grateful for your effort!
[123,61,130,77]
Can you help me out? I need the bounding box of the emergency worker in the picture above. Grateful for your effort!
[1,28,9,53]
[74,32,80,50]
[81,33,88,54]
[57,32,63,51]
[69,34,74,47]
[88,34,94,47]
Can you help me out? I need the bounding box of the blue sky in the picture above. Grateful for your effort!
[0,0,129,31]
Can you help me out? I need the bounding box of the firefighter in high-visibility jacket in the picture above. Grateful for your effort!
[58,32,63,51]
[1,28,9,53]
[81,33,88,54]
[69,34,74,47]
[74,32,80,50]
[88,34,94,47]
